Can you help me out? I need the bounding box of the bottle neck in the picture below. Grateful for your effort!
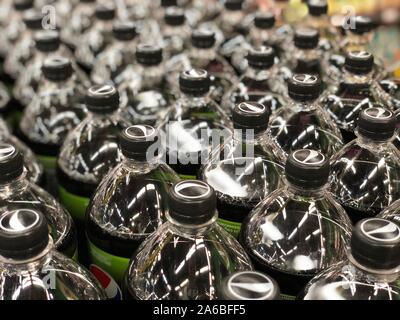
[122,156,159,171]
[189,47,216,62]
[348,253,400,283]
[244,66,273,81]
[0,239,53,274]
[356,133,393,147]
[137,64,164,88]
[286,181,327,199]
[342,69,372,86]
[233,128,267,144]
[180,93,209,108]
[0,171,29,199]
[166,212,218,236]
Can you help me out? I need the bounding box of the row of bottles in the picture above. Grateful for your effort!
[0,0,399,300]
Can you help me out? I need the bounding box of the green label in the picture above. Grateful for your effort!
[178,173,197,180]
[87,240,130,283]
[37,154,57,170]
[58,185,90,221]
[218,218,242,238]
[72,249,79,262]
[280,293,296,300]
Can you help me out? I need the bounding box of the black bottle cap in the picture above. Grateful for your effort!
[179,69,210,96]
[34,31,60,52]
[220,271,280,300]
[191,29,216,49]
[168,180,217,225]
[42,57,73,82]
[161,0,177,7]
[135,44,163,66]
[164,7,185,26]
[0,143,24,184]
[112,21,137,41]
[95,4,115,20]
[344,51,374,74]
[307,0,328,16]
[357,107,396,141]
[347,16,375,35]
[224,0,243,11]
[0,209,49,260]
[254,12,275,29]
[13,0,33,11]
[232,102,269,133]
[294,28,319,49]
[23,10,44,30]
[246,46,275,69]
[288,74,322,101]
[285,149,330,189]
[119,125,158,160]
[85,84,120,113]
[351,218,400,271]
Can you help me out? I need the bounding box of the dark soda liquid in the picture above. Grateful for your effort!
[230,76,284,113]
[293,58,321,78]
[342,204,379,225]
[239,231,314,298]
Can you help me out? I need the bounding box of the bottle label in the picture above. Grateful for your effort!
[58,185,90,221]
[87,240,130,285]
[178,173,197,180]
[37,154,57,170]
[218,218,242,238]
[280,293,296,300]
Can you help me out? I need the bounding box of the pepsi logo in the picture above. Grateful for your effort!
[90,265,122,300]
[89,84,115,96]
[293,74,318,85]
[364,107,392,120]
[0,209,39,233]
[292,149,325,165]
[361,219,400,242]
[227,271,275,300]
[349,51,371,59]
[125,125,155,139]
[185,69,207,79]
[0,143,16,161]
[238,102,265,114]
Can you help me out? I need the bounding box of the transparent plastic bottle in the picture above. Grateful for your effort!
[218,0,246,40]
[0,0,33,59]
[118,45,173,126]
[324,51,391,144]
[19,57,87,173]
[282,28,338,89]
[378,199,400,226]
[0,143,77,258]
[0,118,43,185]
[86,125,180,292]
[160,69,232,179]
[57,84,130,222]
[13,30,89,108]
[222,46,287,115]
[166,29,238,104]
[269,74,343,157]
[304,0,338,53]
[123,180,253,300]
[200,102,285,238]
[74,4,116,71]
[240,149,352,298]
[0,208,106,300]
[299,218,400,300]
[219,270,280,300]
[14,31,66,107]
[339,15,387,80]
[379,78,400,112]
[162,7,191,58]
[330,107,400,223]
[4,9,44,79]
[60,0,97,50]
[91,21,138,85]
